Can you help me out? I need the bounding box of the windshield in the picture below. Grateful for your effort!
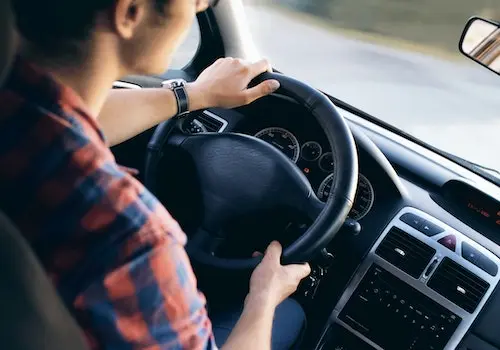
[243,1,500,173]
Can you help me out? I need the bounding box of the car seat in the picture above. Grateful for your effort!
[0,1,89,349]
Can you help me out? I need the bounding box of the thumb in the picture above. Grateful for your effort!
[244,79,280,103]
[285,262,311,280]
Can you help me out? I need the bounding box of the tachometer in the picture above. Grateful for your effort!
[255,127,300,163]
[317,173,375,221]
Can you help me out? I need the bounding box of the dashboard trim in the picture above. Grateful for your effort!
[344,112,500,201]
[112,81,142,89]
[328,207,500,350]
[202,110,229,132]
[349,124,409,198]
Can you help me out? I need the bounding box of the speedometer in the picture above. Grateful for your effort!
[255,127,300,163]
[317,173,375,221]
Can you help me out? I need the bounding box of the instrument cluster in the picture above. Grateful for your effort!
[254,127,375,221]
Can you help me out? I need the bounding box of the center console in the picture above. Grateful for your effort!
[317,208,500,350]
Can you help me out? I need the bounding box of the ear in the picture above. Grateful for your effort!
[113,0,147,39]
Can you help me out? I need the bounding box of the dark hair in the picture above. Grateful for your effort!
[12,0,170,50]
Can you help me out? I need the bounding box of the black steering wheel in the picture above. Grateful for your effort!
[145,72,358,270]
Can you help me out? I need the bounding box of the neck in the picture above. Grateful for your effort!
[20,39,121,117]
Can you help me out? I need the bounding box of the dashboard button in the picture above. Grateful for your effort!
[438,235,457,251]
[462,242,498,276]
[400,213,444,236]
[400,213,425,230]
[419,220,444,236]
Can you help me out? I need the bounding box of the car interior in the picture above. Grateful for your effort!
[1,1,500,350]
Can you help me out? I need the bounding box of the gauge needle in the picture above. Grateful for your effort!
[272,142,285,150]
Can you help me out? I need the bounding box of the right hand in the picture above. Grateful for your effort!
[247,241,311,308]
[188,58,279,111]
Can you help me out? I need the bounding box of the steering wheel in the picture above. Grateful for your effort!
[145,72,358,270]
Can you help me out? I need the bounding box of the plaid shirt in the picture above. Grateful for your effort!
[0,57,216,349]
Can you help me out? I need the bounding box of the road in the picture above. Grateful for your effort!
[172,5,500,172]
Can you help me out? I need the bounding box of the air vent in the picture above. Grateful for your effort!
[428,257,490,313]
[376,227,436,278]
[195,111,226,132]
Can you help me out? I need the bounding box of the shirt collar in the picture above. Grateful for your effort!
[5,56,105,142]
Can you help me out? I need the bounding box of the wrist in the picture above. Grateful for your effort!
[186,82,212,111]
[245,290,278,312]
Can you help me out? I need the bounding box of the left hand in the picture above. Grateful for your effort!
[187,58,280,110]
[247,241,311,308]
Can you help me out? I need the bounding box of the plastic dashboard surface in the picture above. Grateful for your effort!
[329,207,500,350]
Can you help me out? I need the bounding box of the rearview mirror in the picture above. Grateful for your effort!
[459,17,500,75]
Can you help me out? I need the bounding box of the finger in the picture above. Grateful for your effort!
[214,57,227,66]
[249,58,272,76]
[252,251,263,258]
[285,262,311,280]
[263,241,282,263]
[243,80,280,104]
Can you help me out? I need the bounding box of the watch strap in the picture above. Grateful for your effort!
[162,79,190,117]
[173,85,189,116]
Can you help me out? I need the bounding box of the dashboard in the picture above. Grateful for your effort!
[171,94,500,350]
[322,207,500,350]
[111,78,500,350]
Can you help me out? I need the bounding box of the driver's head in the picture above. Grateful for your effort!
[12,0,209,75]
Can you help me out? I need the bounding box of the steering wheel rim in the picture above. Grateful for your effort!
[145,72,358,269]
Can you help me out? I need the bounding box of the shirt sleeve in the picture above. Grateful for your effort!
[58,127,216,349]
[75,235,217,350]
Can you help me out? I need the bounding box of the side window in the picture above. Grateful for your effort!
[169,20,201,69]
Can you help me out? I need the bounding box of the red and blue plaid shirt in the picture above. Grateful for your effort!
[0,57,216,349]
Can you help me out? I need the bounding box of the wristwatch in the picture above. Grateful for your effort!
[161,79,190,117]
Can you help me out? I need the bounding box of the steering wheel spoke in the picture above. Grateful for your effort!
[186,227,226,257]
[303,193,326,221]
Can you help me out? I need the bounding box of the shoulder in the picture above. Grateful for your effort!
[0,88,186,246]
[0,92,110,181]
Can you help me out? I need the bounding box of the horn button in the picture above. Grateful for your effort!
[175,133,313,229]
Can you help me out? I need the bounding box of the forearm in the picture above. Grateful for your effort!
[221,294,275,350]
[98,85,207,146]
[98,57,278,147]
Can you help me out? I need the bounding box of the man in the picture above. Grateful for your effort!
[0,0,311,349]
